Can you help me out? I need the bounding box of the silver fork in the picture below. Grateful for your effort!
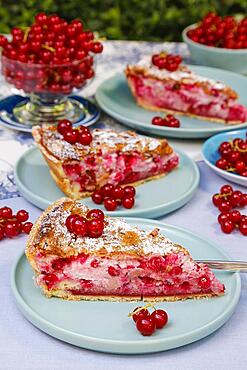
[197,260,247,272]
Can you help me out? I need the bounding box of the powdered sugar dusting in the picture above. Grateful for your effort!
[41,127,163,160]
[135,55,225,90]
[37,200,180,256]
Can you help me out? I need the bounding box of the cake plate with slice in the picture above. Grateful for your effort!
[95,66,247,139]
[11,218,241,354]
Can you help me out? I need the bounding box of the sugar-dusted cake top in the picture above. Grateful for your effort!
[26,198,186,258]
[126,55,236,95]
[33,125,174,161]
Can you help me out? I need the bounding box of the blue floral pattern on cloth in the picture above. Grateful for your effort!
[0,41,190,200]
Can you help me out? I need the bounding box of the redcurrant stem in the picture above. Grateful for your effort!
[215,192,232,198]
[23,27,31,43]
[234,142,247,153]
[128,303,156,317]
[42,44,56,52]
[159,51,168,58]
[0,217,17,222]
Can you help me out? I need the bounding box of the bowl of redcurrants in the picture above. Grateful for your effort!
[202,129,247,187]
[182,12,247,74]
[0,12,103,125]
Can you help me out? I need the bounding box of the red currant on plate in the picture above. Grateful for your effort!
[104,198,117,212]
[91,190,103,204]
[122,197,135,209]
[136,316,156,336]
[123,186,136,198]
[150,309,168,329]
[132,307,150,323]
[112,186,124,200]
[152,116,165,126]
[100,184,114,198]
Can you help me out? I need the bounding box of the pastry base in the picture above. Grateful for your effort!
[41,286,224,302]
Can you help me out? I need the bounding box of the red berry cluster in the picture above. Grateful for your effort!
[187,12,247,49]
[129,304,168,336]
[212,185,247,235]
[216,137,247,177]
[152,114,180,128]
[152,52,182,71]
[66,209,105,238]
[92,184,136,211]
[0,13,103,94]
[0,206,33,240]
[57,119,93,145]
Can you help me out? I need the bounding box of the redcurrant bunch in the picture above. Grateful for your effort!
[152,52,182,71]
[57,119,93,145]
[129,304,168,336]
[0,206,33,240]
[0,12,103,94]
[215,136,247,177]
[187,12,247,49]
[212,184,247,235]
[91,183,136,211]
[152,114,180,128]
[66,208,105,238]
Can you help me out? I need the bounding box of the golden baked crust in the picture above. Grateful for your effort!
[40,287,223,302]
[26,197,188,261]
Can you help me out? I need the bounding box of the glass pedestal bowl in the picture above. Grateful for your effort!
[1,54,96,126]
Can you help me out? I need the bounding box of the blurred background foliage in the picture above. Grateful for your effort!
[0,0,246,40]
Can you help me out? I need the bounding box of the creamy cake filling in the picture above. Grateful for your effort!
[62,151,179,192]
[34,252,225,297]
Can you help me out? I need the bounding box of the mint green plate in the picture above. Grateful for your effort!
[95,67,247,139]
[11,218,240,354]
[14,146,199,218]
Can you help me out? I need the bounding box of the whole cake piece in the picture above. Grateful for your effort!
[125,52,247,124]
[32,124,179,199]
[26,198,225,301]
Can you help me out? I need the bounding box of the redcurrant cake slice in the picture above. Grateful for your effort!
[32,123,179,199]
[26,198,225,301]
[125,52,247,124]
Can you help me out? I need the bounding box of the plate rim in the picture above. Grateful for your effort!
[13,146,200,216]
[95,67,247,137]
[201,128,247,187]
[11,218,241,353]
